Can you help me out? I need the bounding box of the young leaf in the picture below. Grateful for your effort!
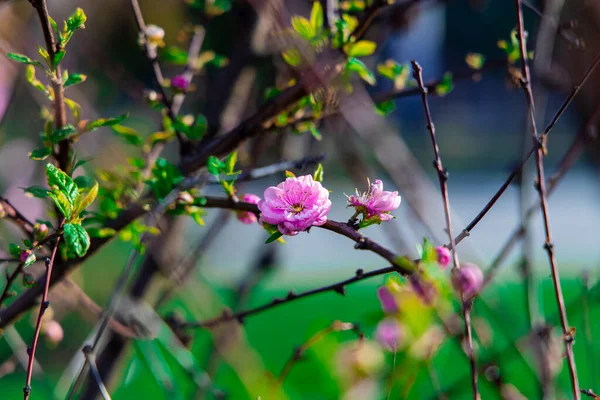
[9,244,21,257]
[188,114,207,140]
[51,124,76,143]
[225,151,237,174]
[87,114,128,132]
[48,190,72,219]
[375,100,395,116]
[46,163,78,205]
[63,223,90,257]
[73,181,98,216]
[23,252,36,268]
[7,53,43,67]
[345,41,377,57]
[282,49,302,67]
[74,175,94,189]
[313,163,323,182]
[435,72,454,96]
[206,156,225,176]
[25,65,49,95]
[465,53,486,70]
[53,50,66,68]
[86,227,116,238]
[64,73,87,88]
[22,186,49,199]
[160,46,188,65]
[64,98,82,124]
[66,8,87,32]
[29,147,52,161]
[111,124,143,146]
[265,230,283,244]
[310,1,324,34]
[346,57,376,85]
[291,16,314,40]
[285,170,296,178]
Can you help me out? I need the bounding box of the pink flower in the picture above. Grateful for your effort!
[238,193,260,224]
[171,75,189,92]
[258,175,331,236]
[375,319,403,351]
[452,263,483,298]
[348,179,401,222]
[435,246,451,269]
[376,286,398,313]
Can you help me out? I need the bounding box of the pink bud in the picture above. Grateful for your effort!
[376,286,397,313]
[177,191,194,204]
[237,193,260,225]
[435,246,451,269]
[20,250,31,263]
[452,263,483,298]
[0,203,5,219]
[35,223,48,241]
[375,319,403,351]
[43,320,64,344]
[171,75,189,92]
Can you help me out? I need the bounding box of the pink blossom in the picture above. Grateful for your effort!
[43,320,64,344]
[171,75,189,92]
[452,263,483,298]
[258,175,331,236]
[376,286,398,313]
[20,250,32,263]
[375,319,403,351]
[238,193,260,225]
[435,246,451,269]
[348,179,401,221]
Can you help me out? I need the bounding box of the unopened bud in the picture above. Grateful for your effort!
[452,263,483,298]
[435,246,451,269]
[43,320,64,344]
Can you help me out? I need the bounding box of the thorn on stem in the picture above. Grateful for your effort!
[355,268,363,277]
[333,285,346,296]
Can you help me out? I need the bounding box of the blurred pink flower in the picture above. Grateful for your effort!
[376,286,398,313]
[171,75,189,92]
[347,179,401,221]
[19,250,32,263]
[375,319,403,351]
[43,320,64,344]
[435,246,451,269]
[258,175,331,236]
[452,263,483,298]
[237,193,260,225]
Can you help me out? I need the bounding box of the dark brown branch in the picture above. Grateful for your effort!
[0,196,35,237]
[515,1,579,398]
[411,60,478,400]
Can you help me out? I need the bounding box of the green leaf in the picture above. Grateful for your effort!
[282,49,301,67]
[64,98,82,124]
[285,170,295,178]
[309,125,322,141]
[421,238,437,264]
[64,73,87,88]
[53,50,66,67]
[29,147,52,161]
[7,53,43,67]
[188,114,207,140]
[22,186,49,198]
[48,190,72,219]
[46,163,78,205]
[375,100,395,116]
[51,124,76,143]
[9,244,21,257]
[345,40,377,57]
[73,181,98,216]
[37,46,50,66]
[73,158,88,172]
[148,131,175,145]
[291,16,313,40]
[74,175,94,189]
[313,163,323,182]
[225,151,237,174]
[87,114,128,132]
[160,46,188,65]
[265,230,283,244]
[25,65,49,95]
[434,72,454,96]
[63,223,90,257]
[86,227,116,238]
[206,156,225,176]
[66,8,87,32]
[23,252,36,268]
[111,124,143,146]
[310,1,324,34]
[346,57,376,85]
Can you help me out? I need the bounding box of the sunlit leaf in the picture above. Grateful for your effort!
[63,223,90,257]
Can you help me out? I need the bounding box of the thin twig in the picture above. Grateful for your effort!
[130,0,189,149]
[82,346,112,400]
[0,195,36,237]
[514,1,579,398]
[23,233,61,400]
[411,60,478,400]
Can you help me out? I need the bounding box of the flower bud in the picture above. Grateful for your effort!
[20,250,35,266]
[237,193,260,225]
[171,75,189,92]
[376,286,397,313]
[144,24,165,44]
[435,246,451,269]
[145,90,159,103]
[35,223,48,241]
[43,320,64,345]
[452,263,483,298]
[336,340,384,381]
[177,191,194,205]
[375,319,403,351]
[0,202,6,219]
[22,273,35,288]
